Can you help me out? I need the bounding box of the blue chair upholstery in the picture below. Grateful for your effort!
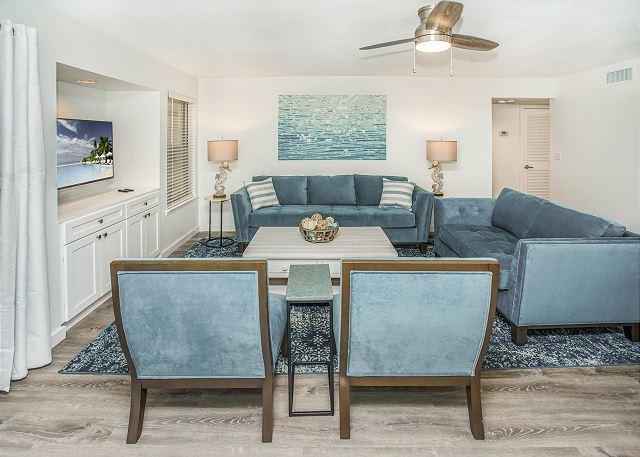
[232,175,434,252]
[111,258,282,444]
[434,188,640,345]
[337,258,500,440]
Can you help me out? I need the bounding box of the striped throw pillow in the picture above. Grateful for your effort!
[245,178,280,210]
[379,178,415,211]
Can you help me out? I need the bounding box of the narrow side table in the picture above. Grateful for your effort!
[204,195,234,248]
[285,264,335,417]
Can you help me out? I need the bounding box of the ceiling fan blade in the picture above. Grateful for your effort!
[359,37,415,50]
[425,1,463,33]
[451,34,499,51]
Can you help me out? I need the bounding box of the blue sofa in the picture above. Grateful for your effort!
[434,188,640,345]
[231,175,434,252]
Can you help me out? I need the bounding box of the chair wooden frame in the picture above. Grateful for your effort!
[110,259,275,444]
[338,259,500,440]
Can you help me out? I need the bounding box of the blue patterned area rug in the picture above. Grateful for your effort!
[60,238,640,375]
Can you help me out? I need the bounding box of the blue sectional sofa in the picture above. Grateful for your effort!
[231,175,434,252]
[434,188,640,345]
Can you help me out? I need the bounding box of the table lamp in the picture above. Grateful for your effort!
[426,140,457,196]
[207,139,238,198]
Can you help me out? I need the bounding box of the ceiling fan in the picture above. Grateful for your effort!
[360,1,498,74]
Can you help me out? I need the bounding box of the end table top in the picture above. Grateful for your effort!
[204,195,231,203]
[286,264,333,302]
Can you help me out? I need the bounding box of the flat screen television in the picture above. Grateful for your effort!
[57,118,114,189]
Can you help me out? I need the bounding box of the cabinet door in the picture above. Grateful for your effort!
[144,206,160,258]
[127,212,145,258]
[99,221,126,294]
[64,234,101,320]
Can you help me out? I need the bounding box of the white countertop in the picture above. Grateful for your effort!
[58,187,159,223]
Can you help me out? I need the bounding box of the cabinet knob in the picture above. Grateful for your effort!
[98,218,104,224]
[104,232,108,238]
[281,265,288,272]
[97,234,102,239]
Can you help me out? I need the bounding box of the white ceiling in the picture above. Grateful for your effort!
[38,0,640,78]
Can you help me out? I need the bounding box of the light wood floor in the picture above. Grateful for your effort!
[1,233,639,456]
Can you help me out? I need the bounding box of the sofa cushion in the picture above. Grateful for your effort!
[308,175,357,205]
[491,188,546,239]
[439,224,518,289]
[253,176,307,205]
[354,175,408,206]
[249,205,415,229]
[526,202,626,238]
[379,178,415,211]
[245,178,280,210]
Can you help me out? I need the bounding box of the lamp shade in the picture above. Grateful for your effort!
[426,140,457,162]
[207,140,238,162]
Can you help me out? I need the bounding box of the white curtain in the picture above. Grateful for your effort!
[0,19,51,392]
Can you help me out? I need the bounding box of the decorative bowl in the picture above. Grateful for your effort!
[298,215,339,243]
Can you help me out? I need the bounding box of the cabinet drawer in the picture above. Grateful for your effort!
[61,204,125,245]
[126,192,160,218]
[267,259,318,278]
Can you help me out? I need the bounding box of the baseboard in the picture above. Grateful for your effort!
[51,326,67,348]
[161,226,200,257]
[51,293,111,348]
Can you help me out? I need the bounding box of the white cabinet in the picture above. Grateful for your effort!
[59,190,160,322]
[127,205,160,257]
[63,234,101,319]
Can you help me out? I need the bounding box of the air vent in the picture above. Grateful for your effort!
[606,68,632,84]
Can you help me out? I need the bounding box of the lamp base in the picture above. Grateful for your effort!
[433,192,444,197]
[212,192,227,199]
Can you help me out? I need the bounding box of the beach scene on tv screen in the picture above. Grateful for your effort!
[57,118,113,189]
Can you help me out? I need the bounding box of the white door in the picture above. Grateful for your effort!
[100,221,126,294]
[127,212,145,258]
[519,107,550,198]
[64,234,101,320]
[144,206,160,257]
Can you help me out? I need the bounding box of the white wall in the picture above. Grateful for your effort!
[57,81,108,120]
[491,104,521,197]
[551,58,640,233]
[3,0,199,342]
[198,76,556,230]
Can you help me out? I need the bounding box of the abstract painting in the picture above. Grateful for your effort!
[278,95,386,160]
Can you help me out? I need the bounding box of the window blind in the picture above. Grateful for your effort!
[166,96,195,211]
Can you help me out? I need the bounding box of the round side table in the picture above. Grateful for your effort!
[204,195,234,248]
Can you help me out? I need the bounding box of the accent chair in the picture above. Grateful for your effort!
[110,258,286,444]
[335,258,500,440]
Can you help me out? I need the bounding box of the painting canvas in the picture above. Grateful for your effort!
[57,118,114,189]
[278,95,386,160]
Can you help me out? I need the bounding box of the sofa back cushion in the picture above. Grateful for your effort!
[526,202,626,238]
[491,188,546,238]
[354,174,408,206]
[253,175,307,205]
[307,175,357,205]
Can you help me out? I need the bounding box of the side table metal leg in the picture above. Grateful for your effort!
[328,300,335,416]
[287,301,294,417]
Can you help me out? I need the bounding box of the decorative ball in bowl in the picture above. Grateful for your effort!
[299,214,339,243]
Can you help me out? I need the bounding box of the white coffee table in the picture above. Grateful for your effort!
[242,226,398,279]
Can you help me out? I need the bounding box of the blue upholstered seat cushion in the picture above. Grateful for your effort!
[307,175,357,205]
[116,271,286,379]
[439,224,517,289]
[253,176,308,205]
[267,293,287,365]
[342,270,493,377]
[354,175,408,206]
[526,202,626,238]
[491,188,546,238]
[249,205,415,228]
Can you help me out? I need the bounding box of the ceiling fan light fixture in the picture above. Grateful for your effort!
[415,33,451,53]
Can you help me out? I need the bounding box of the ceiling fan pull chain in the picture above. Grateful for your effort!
[450,45,454,77]
[413,42,416,74]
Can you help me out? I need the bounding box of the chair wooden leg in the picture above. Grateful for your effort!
[466,376,485,440]
[511,324,528,346]
[280,330,289,357]
[623,324,639,342]
[262,377,274,443]
[126,380,146,444]
[419,242,428,255]
[237,242,246,254]
[339,374,351,439]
